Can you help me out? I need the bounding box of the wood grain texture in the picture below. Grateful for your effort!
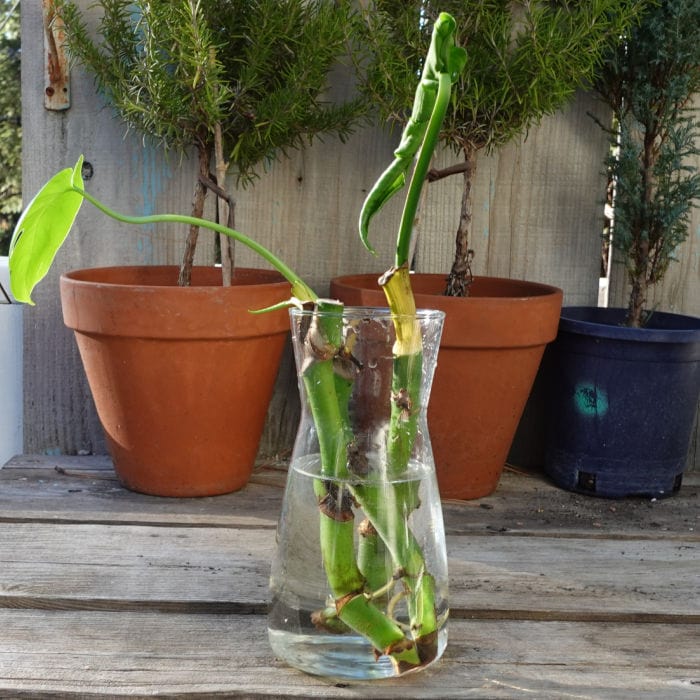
[0,522,697,621]
[2,456,698,537]
[1,455,698,697]
[1,611,698,699]
[414,91,611,308]
[0,458,698,622]
[21,1,215,457]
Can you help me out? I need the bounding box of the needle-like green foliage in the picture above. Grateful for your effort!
[594,0,700,327]
[356,0,652,296]
[56,0,365,284]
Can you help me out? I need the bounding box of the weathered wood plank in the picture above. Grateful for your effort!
[0,523,273,611]
[1,611,698,698]
[448,536,700,620]
[1,456,698,538]
[0,455,284,528]
[1,521,697,620]
[21,2,216,458]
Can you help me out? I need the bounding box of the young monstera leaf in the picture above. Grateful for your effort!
[9,157,85,304]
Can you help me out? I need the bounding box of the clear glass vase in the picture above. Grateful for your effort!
[268,305,448,680]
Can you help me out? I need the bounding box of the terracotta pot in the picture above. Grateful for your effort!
[330,273,563,499]
[60,266,290,497]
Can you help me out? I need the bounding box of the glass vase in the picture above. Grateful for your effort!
[268,305,448,680]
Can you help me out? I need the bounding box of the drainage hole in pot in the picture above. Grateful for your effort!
[577,471,597,493]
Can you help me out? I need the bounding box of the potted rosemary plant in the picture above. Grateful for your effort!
[544,0,700,498]
[332,0,648,499]
[10,12,464,679]
[29,0,365,496]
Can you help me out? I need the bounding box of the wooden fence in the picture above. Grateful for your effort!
[20,2,699,469]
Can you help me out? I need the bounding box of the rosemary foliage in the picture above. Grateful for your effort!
[356,0,651,296]
[56,0,365,281]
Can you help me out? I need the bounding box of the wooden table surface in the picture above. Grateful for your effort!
[1,454,698,699]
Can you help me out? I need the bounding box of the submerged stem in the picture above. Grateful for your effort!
[298,302,426,669]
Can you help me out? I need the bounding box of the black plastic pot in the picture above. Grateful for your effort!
[543,307,700,498]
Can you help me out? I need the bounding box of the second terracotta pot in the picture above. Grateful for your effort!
[61,266,290,497]
[330,273,563,499]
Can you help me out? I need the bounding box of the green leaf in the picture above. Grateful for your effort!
[9,157,85,304]
[358,167,406,254]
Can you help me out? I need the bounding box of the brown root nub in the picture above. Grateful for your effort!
[310,608,348,634]
[392,387,413,421]
[305,325,336,361]
[335,591,361,615]
[318,482,355,522]
[385,637,415,657]
[415,630,438,664]
[392,388,412,410]
[333,354,358,382]
[386,638,422,673]
[333,345,363,382]
[347,440,370,477]
[358,518,378,538]
[310,609,324,628]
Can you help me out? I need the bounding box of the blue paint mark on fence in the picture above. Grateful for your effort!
[131,144,172,264]
[137,144,170,218]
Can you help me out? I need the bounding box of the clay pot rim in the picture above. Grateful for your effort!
[62,265,288,291]
[560,305,700,344]
[330,272,562,302]
[330,273,564,349]
[60,265,291,338]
